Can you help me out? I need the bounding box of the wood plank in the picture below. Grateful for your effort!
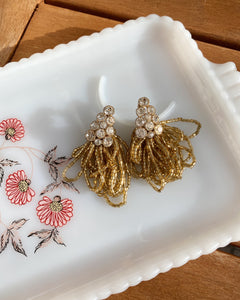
[45,0,240,50]
[197,41,240,70]
[231,241,240,248]
[219,244,240,257]
[11,3,240,73]
[109,251,240,300]
[0,0,41,67]
[11,3,118,63]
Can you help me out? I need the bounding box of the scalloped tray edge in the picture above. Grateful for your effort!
[1,14,240,300]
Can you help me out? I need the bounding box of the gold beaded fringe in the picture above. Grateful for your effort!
[129,117,201,192]
[63,135,130,207]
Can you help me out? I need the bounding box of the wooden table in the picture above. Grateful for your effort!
[1,1,240,299]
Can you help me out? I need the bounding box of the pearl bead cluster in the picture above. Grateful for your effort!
[135,97,163,139]
[85,105,115,147]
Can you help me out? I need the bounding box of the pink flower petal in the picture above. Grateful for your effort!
[18,170,26,180]
[25,190,33,203]
[39,208,51,219]
[28,187,35,197]
[43,196,52,203]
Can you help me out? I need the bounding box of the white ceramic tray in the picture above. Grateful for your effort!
[0,14,240,300]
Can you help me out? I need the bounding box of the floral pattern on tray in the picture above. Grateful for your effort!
[0,118,79,256]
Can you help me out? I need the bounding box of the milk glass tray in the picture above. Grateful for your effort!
[0,14,240,300]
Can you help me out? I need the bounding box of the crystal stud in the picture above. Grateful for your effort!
[135,127,147,139]
[103,137,113,147]
[152,114,160,124]
[103,105,115,116]
[154,124,163,135]
[138,97,150,106]
[145,122,154,131]
[96,129,105,139]
[135,117,146,127]
[147,131,155,138]
[90,121,99,130]
[144,114,152,122]
[94,139,102,146]
[97,112,106,122]
[86,130,95,141]
[136,106,147,117]
[106,126,114,136]
[148,105,156,115]
[100,121,107,129]
[106,116,115,126]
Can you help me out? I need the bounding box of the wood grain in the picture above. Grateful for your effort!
[0,0,41,66]
[11,3,118,62]
[196,41,240,70]
[45,0,240,50]
[231,241,240,248]
[12,3,240,72]
[109,251,240,300]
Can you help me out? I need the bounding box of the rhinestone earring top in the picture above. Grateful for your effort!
[129,97,201,192]
[63,105,130,207]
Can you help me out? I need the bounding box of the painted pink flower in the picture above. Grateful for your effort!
[5,170,35,205]
[0,118,24,142]
[36,196,73,227]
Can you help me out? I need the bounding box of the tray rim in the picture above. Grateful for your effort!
[1,14,240,300]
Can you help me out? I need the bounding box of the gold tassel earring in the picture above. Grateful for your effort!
[129,97,201,192]
[63,105,130,207]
